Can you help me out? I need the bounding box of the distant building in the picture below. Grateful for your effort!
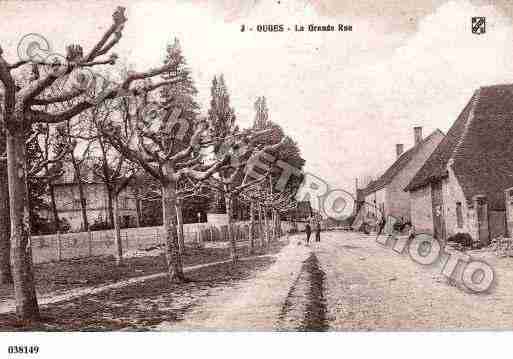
[361,127,444,222]
[284,200,313,221]
[405,85,513,244]
[50,162,140,231]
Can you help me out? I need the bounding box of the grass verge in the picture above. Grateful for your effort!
[0,240,288,331]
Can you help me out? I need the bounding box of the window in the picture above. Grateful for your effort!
[456,202,463,228]
[121,197,129,209]
[73,199,81,209]
[73,198,86,209]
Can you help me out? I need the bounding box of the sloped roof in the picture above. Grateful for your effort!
[363,129,444,195]
[405,84,513,209]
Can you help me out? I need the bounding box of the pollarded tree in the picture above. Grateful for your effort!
[241,182,297,245]
[85,96,140,265]
[248,96,306,242]
[199,136,286,261]
[200,169,267,261]
[0,6,183,321]
[102,78,277,275]
[101,91,231,282]
[160,38,200,254]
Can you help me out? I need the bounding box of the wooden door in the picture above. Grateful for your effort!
[431,182,446,240]
[476,198,489,245]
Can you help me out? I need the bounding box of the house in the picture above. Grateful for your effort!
[405,84,513,244]
[50,161,140,231]
[284,200,313,222]
[361,127,445,223]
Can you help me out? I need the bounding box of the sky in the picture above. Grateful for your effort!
[1,0,513,198]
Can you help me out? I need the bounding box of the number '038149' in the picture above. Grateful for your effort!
[8,346,39,355]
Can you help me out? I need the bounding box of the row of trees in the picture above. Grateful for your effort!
[0,7,305,323]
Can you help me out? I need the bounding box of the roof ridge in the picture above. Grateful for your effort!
[448,89,480,168]
[363,129,442,194]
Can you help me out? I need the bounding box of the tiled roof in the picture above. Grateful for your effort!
[405,84,513,209]
[362,130,444,196]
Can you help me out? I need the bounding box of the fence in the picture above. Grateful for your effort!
[30,220,287,264]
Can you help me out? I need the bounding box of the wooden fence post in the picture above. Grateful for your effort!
[88,230,93,257]
[57,231,62,261]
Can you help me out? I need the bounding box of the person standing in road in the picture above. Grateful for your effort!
[315,221,321,242]
[407,223,416,241]
[377,216,386,236]
[305,222,312,245]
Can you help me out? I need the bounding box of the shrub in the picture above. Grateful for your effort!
[447,232,473,248]
[90,219,112,231]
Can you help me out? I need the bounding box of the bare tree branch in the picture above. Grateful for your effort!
[169,121,206,163]
[175,154,230,182]
[102,126,162,181]
[84,6,127,62]
[32,88,86,105]
[233,172,269,194]
[8,60,28,70]
[137,78,182,94]
[120,61,179,91]
[28,143,71,177]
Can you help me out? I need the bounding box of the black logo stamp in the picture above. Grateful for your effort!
[472,17,486,35]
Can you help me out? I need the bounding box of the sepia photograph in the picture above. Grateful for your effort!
[1,0,513,357]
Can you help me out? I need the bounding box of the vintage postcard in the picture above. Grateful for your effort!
[0,0,513,357]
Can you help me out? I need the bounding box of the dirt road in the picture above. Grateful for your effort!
[161,231,513,331]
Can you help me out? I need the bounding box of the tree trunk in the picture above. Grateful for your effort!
[48,183,59,232]
[258,204,265,248]
[248,202,255,254]
[271,209,275,241]
[225,192,237,262]
[275,210,281,238]
[79,186,88,231]
[162,181,185,282]
[175,198,185,255]
[6,131,39,321]
[134,188,141,228]
[263,206,270,247]
[106,185,114,228]
[273,209,280,240]
[113,194,123,266]
[0,155,11,284]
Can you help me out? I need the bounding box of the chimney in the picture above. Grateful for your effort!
[396,144,404,158]
[414,126,423,145]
